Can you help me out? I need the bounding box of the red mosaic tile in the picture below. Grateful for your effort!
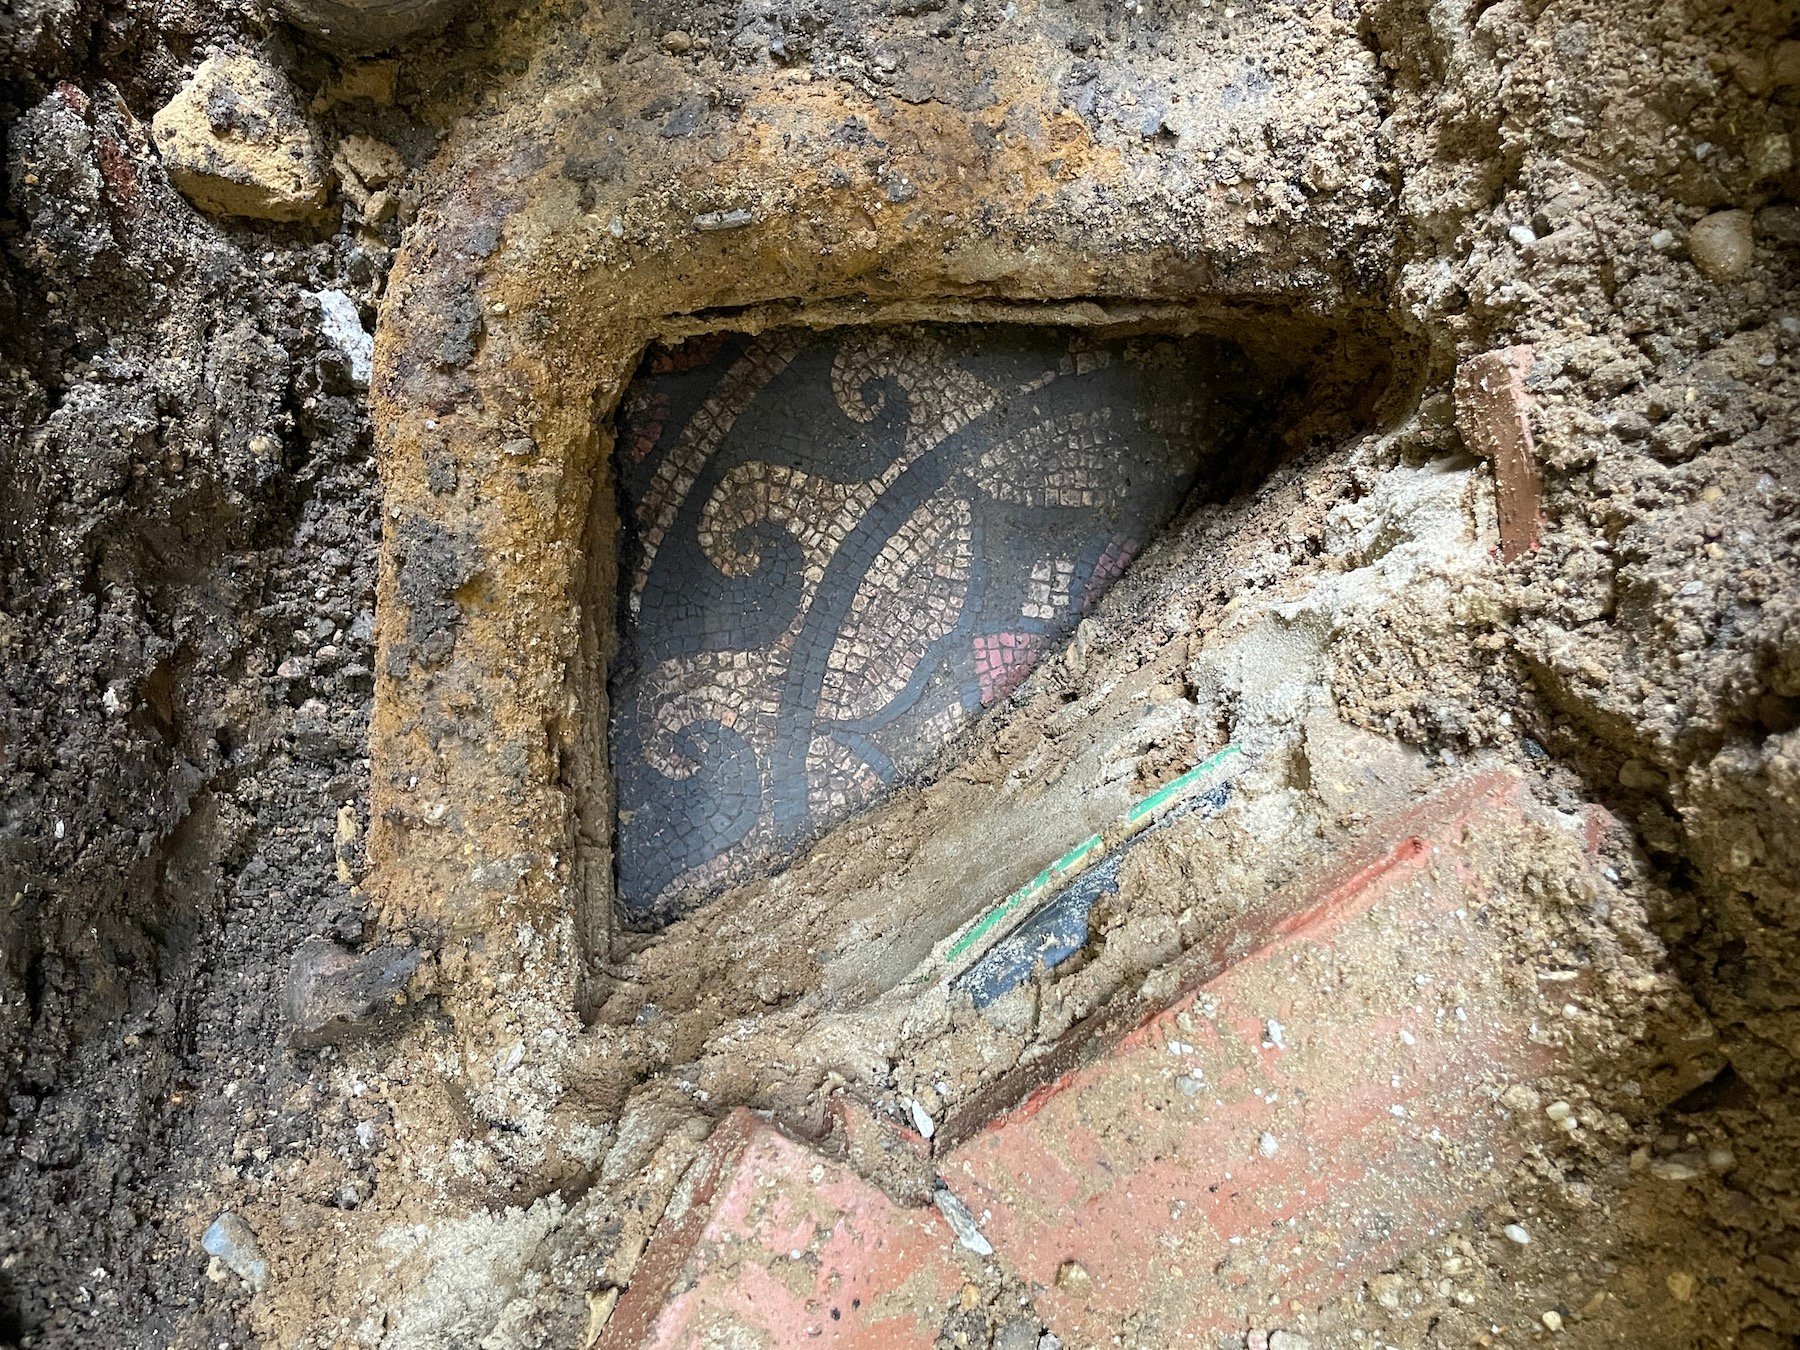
[942,770,1572,1343]
[974,629,1051,703]
[601,1108,967,1349]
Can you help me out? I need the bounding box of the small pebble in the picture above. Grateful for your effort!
[1666,1270,1697,1302]
[1259,1131,1280,1157]
[201,1213,270,1292]
[1687,210,1755,282]
[1649,1157,1700,1182]
[1508,224,1538,247]
[1542,1310,1564,1332]
[1503,1223,1531,1245]
[1749,131,1793,180]
[1774,37,1800,86]
[693,207,754,232]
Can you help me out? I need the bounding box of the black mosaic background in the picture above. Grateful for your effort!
[609,324,1255,923]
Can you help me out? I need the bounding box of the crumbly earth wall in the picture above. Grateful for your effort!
[0,0,1797,1346]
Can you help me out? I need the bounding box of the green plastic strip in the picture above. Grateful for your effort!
[946,833,1101,965]
[942,743,1242,968]
[1127,743,1242,826]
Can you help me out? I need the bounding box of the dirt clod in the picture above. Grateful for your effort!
[151,54,332,223]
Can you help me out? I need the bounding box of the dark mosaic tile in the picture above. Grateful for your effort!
[610,324,1257,924]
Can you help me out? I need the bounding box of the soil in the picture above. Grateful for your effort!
[1,0,1798,1346]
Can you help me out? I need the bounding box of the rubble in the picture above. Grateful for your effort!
[4,0,1800,1341]
[150,54,331,223]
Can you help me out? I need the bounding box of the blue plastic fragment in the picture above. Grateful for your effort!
[955,782,1231,1009]
[961,853,1123,1009]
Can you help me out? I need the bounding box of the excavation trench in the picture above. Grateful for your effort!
[566,302,1410,1027]
[12,0,1794,1339]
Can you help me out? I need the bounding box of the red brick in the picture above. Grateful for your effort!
[1455,346,1543,562]
[943,770,1570,1344]
[601,1108,968,1348]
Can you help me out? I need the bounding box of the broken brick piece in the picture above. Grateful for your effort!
[600,1108,967,1348]
[941,771,1577,1344]
[1455,346,1543,561]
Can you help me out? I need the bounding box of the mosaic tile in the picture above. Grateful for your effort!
[609,324,1253,924]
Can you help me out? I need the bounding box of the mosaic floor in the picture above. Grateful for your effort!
[609,324,1252,923]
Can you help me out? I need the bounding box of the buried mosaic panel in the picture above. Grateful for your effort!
[610,325,1256,923]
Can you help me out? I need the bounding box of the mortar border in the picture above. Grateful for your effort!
[364,44,1421,1034]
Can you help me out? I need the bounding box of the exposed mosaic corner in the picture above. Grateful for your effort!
[609,324,1269,924]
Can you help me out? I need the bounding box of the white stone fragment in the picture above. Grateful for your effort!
[314,290,373,387]
[932,1188,993,1256]
[907,1097,936,1140]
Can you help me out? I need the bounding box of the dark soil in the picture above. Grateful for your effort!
[2,6,387,1341]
